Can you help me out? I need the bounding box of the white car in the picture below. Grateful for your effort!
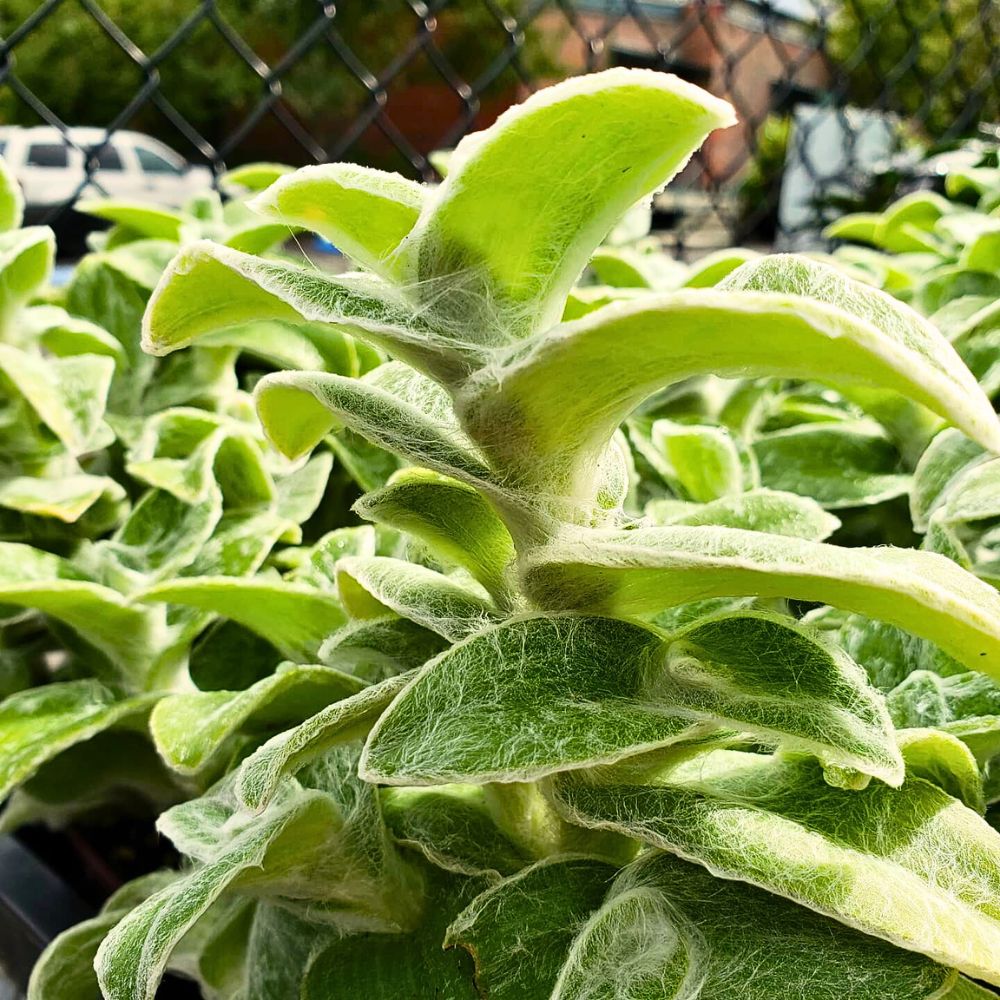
[0,126,213,216]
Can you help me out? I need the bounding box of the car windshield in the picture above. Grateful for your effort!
[135,146,183,174]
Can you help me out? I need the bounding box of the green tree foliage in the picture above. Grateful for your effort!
[828,0,1000,138]
[0,0,551,166]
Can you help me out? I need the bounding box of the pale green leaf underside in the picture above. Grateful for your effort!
[553,750,1000,985]
[0,155,24,231]
[523,525,1000,678]
[76,200,186,241]
[336,555,500,642]
[0,226,55,322]
[150,664,365,775]
[354,468,515,605]
[361,611,901,786]
[254,368,492,489]
[721,254,997,447]
[400,67,735,340]
[220,162,292,193]
[141,241,462,382]
[140,577,346,662]
[248,163,424,281]
[460,275,1000,500]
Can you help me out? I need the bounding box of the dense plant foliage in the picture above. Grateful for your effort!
[2,69,1000,999]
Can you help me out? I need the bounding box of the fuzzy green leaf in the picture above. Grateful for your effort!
[76,200,187,241]
[0,227,55,330]
[255,364,492,489]
[336,555,500,642]
[140,577,346,662]
[646,488,840,540]
[401,68,734,341]
[27,873,179,1000]
[0,680,157,799]
[652,419,745,501]
[461,262,1000,501]
[911,429,988,531]
[236,673,412,811]
[0,344,114,454]
[361,611,902,786]
[0,155,24,231]
[354,468,515,605]
[445,856,617,999]
[0,543,161,681]
[142,241,460,381]
[524,525,1000,678]
[248,164,425,281]
[554,750,1000,985]
[754,421,910,509]
[300,862,480,1000]
[553,850,968,1000]
[382,784,534,878]
[150,663,365,775]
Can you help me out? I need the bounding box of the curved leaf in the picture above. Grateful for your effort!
[140,577,346,662]
[96,791,330,1000]
[400,68,734,343]
[219,162,293,194]
[553,850,967,1000]
[354,469,515,606]
[361,611,902,786]
[248,163,425,280]
[445,856,616,999]
[142,241,464,382]
[896,728,986,814]
[0,680,156,799]
[254,366,492,489]
[0,543,161,682]
[382,784,533,878]
[150,663,365,775]
[553,749,1000,985]
[0,344,114,454]
[682,246,760,287]
[336,555,500,642]
[754,421,910,509]
[76,200,187,241]
[0,155,24,231]
[522,525,1000,678]
[460,267,1000,501]
[911,429,988,531]
[0,226,55,330]
[236,673,411,811]
[646,488,840,540]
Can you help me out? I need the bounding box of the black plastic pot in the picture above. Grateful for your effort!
[0,835,91,995]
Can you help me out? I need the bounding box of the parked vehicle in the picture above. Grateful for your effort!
[0,126,212,219]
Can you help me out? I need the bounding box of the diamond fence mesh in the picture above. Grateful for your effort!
[0,0,997,255]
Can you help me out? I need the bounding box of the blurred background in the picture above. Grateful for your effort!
[0,0,997,256]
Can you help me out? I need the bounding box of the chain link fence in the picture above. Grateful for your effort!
[0,0,997,254]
